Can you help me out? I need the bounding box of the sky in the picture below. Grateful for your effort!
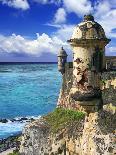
[0,0,116,62]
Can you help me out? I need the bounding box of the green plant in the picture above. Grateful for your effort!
[100,79,106,85]
[87,62,92,70]
[44,108,85,133]
[8,150,20,155]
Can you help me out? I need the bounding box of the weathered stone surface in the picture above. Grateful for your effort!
[57,65,116,113]
[58,47,68,74]
[20,118,67,155]
[20,15,116,155]
[20,110,116,155]
[70,88,102,101]
[57,62,73,108]
[66,15,111,112]
[70,15,106,40]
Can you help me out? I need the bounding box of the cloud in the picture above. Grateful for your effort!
[54,0,116,40]
[55,24,74,41]
[50,0,116,40]
[94,0,116,38]
[0,33,68,57]
[0,0,30,10]
[97,10,116,38]
[33,0,61,5]
[106,46,116,56]
[63,0,93,16]
[54,8,66,24]
[0,0,115,58]
[33,0,93,17]
[108,46,116,53]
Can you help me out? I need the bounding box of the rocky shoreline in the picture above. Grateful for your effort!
[0,134,21,153]
[0,116,38,153]
[0,117,35,124]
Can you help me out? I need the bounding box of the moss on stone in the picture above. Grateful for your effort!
[8,151,20,155]
[44,108,85,133]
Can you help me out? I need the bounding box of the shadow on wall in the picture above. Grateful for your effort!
[98,110,116,134]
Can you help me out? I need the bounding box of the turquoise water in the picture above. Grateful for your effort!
[0,63,61,138]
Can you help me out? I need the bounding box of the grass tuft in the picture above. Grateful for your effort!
[8,150,20,155]
[44,108,85,133]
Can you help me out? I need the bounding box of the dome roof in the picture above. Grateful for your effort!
[71,15,106,40]
[58,47,68,57]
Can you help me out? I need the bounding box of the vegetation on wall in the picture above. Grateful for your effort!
[44,108,85,133]
[8,150,20,155]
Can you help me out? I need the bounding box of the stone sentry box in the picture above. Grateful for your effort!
[57,15,111,113]
[57,47,68,74]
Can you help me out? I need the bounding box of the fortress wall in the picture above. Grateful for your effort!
[111,79,116,88]
[20,63,116,155]
[57,62,73,108]
[57,63,116,110]
[20,108,116,155]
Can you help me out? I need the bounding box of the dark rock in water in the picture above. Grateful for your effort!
[29,118,35,121]
[10,119,16,122]
[11,117,28,122]
[19,117,28,121]
[0,119,8,123]
[0,70,11,73]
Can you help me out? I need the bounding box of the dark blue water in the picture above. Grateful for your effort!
[0,63,61,139]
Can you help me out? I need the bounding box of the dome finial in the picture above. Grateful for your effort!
[61,46,64,50]
[84,14,94,21]
[58,46,68,57]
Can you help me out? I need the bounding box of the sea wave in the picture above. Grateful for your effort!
[0,70,12,73]
[0,116,41,139]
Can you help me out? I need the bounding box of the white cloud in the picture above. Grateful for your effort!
[0,33,68,56]
[94,0,116,38]
[97,10,116,38]
[63,0,93,16]
[54,8,66,24]
[0,0,30,10]
[50,0,116,40]
[94,0,110,17]
[33,0,93,16]
[50,0,93,27]
[33,0,50,4]
[106,46,116,56]
[55,24,74,41]
[108,46,116,53]
[0,0,115,57]
[33,0,61,5]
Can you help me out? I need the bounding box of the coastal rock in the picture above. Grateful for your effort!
[11,117,28,122]
[0,119,8,123]
[20,118,66,155]
[0,135,21,153]
[20,109,116,155]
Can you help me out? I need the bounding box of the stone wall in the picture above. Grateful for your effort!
[65,111,116,155]
[106,56,116,70]
[101,72,116,89]
[20,118,67,155]
[57,62,73,108]
[20,62,116,155]
[58,63,116,111]
[20,110,116,155]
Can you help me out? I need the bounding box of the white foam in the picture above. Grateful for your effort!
[0,116,41,139]
[0,121,25,139]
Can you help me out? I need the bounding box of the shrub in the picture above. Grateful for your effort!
[44,108,85,133]
[8,150,20,155]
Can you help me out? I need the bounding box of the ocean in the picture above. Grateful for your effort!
[0,63,61,139]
